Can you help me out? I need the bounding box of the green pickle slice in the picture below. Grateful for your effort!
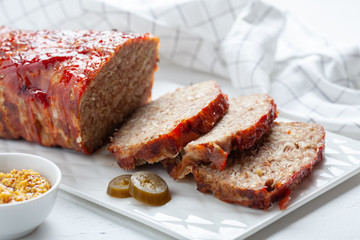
[107,174,132,198]
[129,171,171,206]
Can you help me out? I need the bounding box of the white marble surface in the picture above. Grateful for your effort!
[23,190,173,240]
[20,1,360,239]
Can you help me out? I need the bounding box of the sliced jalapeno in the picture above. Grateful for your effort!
[107,174,132,198]
[129,171,171,206]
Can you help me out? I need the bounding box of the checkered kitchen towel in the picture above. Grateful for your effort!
[1,0,359,140]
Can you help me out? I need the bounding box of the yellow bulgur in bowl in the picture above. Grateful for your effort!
[0,169,51,204]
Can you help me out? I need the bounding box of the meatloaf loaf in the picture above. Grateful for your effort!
[162,94,277,179]
[108,80,229,170]
[0,26,159,154]
[193,122,325,210]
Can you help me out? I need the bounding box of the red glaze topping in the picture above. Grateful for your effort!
[0,26,156,153]
[0,27,148,110]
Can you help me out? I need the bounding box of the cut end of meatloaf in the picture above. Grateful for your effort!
[162,94,277,180]
[108,80,229,170]
[193,122,325,210]
[0,28,159,154]
[79,36,159,154]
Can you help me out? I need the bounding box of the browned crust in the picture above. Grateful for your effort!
[109,90,229,170]
[163,94,278,180]
[0,28,159,154]
[193,122,325,210]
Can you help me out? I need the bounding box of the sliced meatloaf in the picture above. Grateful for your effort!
[108,80,229,170]
[162,94,277,180]
[193,122,325,210]
[0,26,159,154]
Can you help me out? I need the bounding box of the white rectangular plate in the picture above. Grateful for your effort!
[0,81,359,239]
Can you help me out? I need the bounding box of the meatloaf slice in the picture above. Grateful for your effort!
[108,80,229,170]
[0,27,159,154]
[193,122,325,210]
[162,94,277,180]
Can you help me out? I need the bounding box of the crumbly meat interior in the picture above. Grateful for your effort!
[186,94,274,149]
[111,81,222,150]
[79,40,158,153]
[195,122,325,191]
[162,94,277,179]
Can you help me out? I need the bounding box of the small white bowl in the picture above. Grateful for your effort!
[0,153,61,240]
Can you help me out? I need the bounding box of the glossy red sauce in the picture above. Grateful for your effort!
[0,26,149,110]
[0,26,158,153]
